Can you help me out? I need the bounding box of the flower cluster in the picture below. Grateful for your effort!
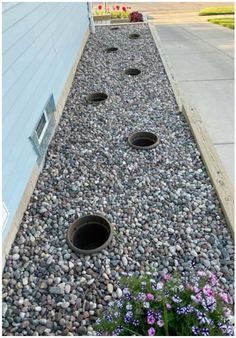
[95,271,234,336]
[94,4,131,18]
[129,11,143,22]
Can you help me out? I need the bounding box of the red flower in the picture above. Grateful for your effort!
[122,6,127,11]
[116,5,120,10]
[98,4,102,10]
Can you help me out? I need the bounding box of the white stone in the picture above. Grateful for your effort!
[122,256,128,266]
[117,288,122,298]
[22,277,28,286]
[12,254,20,260]
[35,306,42,312]
[107,283,113,294]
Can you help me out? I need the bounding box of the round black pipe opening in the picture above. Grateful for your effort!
[128,132,158,150]
[106,47,118,53]
[111,27,119,30]
[67,215,113,254]
[125,68,141,76]
[87,92,108,104]
[129,33,141,39]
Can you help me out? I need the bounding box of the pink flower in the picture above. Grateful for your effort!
[148,327,155,336]
[122,6,127,11]
[146,293,154,301]
[220,293,230,304]
[163,274,171,281]
[98,4,102,10]
[223,307,231,317]
[157,319,164,327]
[116,5,120,10]
[166,303,172,309]
[147,315,155,325]
[191,293,202,302]
[203,284,214,297]
[156,282,163,290]
[112,6,116,11]
[197,270,206,277]
[193,286,201,293]
[209,273,217,285]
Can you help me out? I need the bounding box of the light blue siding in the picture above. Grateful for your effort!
[3,2,89,240]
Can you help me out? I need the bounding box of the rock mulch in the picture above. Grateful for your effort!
[2,24,234,336]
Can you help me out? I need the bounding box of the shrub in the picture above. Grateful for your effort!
[95,271,234,336]
[129,11,143,22]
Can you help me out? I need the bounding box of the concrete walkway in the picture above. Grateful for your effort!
[151,22,234,185]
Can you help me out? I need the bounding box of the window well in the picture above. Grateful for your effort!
[30,94,56,164]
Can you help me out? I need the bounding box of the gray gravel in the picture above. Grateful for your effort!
[2,24,234,336]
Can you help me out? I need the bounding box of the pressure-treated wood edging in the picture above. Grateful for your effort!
[149,23,234,236]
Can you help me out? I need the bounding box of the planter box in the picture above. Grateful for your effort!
[93,14,111,25]
[111,18,129,24]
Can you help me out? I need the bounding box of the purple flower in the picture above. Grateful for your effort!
[123,287,132,300]
[116,299,123,308]
[136,292,146,301]
[220,292,230,304]
[197,270,206,277]
[176,307,182,315]
[178,284,184,292]
[201,295,216,312]
[96,330,103,336]
[126,303,132,310]
[132,319,139,327]
[148,327,155,336]
[185,305,195,313]
[155,310,162,320]
[157,319,164,327]
[147,315,155,325]
[113,311,120,319]
[163,274,171,281]
[172,295,181,303]
[202,328,209,336]
[203,284,214,297]
[192,326,199,335]
[209,272,217,285]
[105,314,113,322]
[112,325,123,336]
[141,281,147,290]
[146,293,154,300]
[95,318,101,324]
[197,312,208,324]
[166,303,172,309]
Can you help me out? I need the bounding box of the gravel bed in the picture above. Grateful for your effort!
[2,24,234,336]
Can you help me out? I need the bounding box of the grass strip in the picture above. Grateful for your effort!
[208,17,234,29]
[199,6,234,16]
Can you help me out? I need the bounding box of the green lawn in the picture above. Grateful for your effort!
[208,17,234,29]
[199,6,234,16]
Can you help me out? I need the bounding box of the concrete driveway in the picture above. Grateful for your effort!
[151,21,234,184]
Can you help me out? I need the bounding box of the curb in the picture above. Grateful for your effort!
[149,23,234,236]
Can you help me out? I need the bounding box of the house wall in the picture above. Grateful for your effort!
[2,2,90,253]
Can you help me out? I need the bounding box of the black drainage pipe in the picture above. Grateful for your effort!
[67,214,113,254]
[129,33,141,39]
[87,92,108,104]
[106,47,118,53]
[128,131,158,149]
[125,68,141,76]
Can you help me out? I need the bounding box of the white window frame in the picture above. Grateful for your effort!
[36,109,49,144]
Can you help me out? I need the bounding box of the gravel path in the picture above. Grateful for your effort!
[2,24,234,336]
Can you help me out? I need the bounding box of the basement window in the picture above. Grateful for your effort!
[36,110,49,144]
[30,94,56,164]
